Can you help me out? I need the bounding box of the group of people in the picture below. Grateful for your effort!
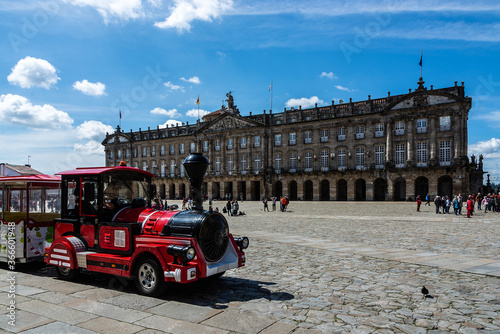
[261,196,289,212]
[418,192,500,218]
[224,200,242,216]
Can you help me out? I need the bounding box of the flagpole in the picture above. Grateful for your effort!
[420,49,423,78]
[119,109,121,128]
[197,95,200,121]
[271,80,273,112]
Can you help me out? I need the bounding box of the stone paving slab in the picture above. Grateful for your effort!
[0,310,53,333]
[16,300,98,325]
[200,309,276,334]
[77,316,145,334]
[135,315,229,334]
[19,321,98,334]
[60,298,150,323]
[145,301,222,323]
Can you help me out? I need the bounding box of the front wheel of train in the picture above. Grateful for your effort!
[134,258,164,297]
[56,266,80,281]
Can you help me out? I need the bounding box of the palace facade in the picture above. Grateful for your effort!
[102,78,484,201]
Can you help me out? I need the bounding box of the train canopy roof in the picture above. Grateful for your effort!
[56,166,155,178]
[0,174,61,183]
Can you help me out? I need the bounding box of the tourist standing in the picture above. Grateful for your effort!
[272,197,277,211]
[425,193,430,206]
[466,195,473,218]
[263,198,269,212]
[416,195,421,212]
[434,195,441,214]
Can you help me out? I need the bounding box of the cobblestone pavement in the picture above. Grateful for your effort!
[2,201,500,333]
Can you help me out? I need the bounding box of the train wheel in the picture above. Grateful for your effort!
[135,258,164,297]
[56,266,79,281]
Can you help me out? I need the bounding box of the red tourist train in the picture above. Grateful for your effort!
[3,153,249,296]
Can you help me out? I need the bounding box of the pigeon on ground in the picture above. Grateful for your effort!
[421,286,429,298]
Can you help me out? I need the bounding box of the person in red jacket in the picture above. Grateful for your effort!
[416,195,421,212]
[466,195,474,218]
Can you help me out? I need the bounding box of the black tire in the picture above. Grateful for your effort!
[56,266,79,281]
[134,258,164,297]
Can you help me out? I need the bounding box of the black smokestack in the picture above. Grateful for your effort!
[183,153,209,211]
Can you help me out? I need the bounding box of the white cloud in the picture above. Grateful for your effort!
[285,96,324,109]
[74,140,105,155]
[186,108,210,118]
[154,0,233,31]
[76,120,114,141]
[164,81,184,91]
[469,138,500,158]
[159,119,183,128]
[335,85,353,92]
[150,107,181,117]
[62,0,144,21]
[73,79,106,96]
[180,76,201,84]
[0,94,73,129]
[7,56,60,89]
[320,72,336,79]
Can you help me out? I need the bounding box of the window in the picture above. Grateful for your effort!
[241,137,247,148]
[374,123,384,138]
[160,145,165,156]
[179,160,185,177]
[240,155,247,174]
[151,147,156,157]
[143,161,148,171]
[160,162,165,177]
[440,140,451,166]
[289,133,296,145]
[355,148,365,169]
[375,145,384,169]
[179,143,185,154]
[275,153,282,173]
[254,136,261,148]
[227,138,233,150]
[320,150,329,171]
[203,141,208,152]
[142,147,147,157]
[304,151,312,171]
[395,144,405,167]
[416,118,427,133]
[227,156,233,174]
[190,143,195,153]
[254,154,260,173]
[440,116,451,131]
[416,142,428,166]
[304,131,312,144]
[125,149,130,159]
[355,125,365,139]
[215,139,221,151]
[169,145,175,155]
[275,134,282,146]
[289,152,297,172]
[117,149,122,159]
[133,148,137,158]
[395,121,405,136]
[151,161,157,175]
[337,127,346,141]
[320,129,329,142]
[170,160,175,176]
[108,150,113,160]
[337,149,346,170]
[215,157,221,174]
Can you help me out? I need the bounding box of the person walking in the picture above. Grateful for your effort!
[425,193,430,206]
[263,198,269,212]
[467,195,473,218]
[434,195,441,214]
[445,196,451,214]
[226,200,232,216]
[458,194,463,215]
[453,196,459,215]
[272,197,277,211]
[416,195,421,212]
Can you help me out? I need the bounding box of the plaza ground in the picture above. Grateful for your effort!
[2,201,500,333]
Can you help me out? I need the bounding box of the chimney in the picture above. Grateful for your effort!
[183,153,209,211]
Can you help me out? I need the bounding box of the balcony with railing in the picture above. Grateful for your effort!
[374,131,384,138]
[355,133,364,139]
[337,134,346,141]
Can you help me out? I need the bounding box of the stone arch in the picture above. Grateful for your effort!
[337,179,347,201]
[320,179,330,201]
[374,178,387,201]
[438,175,453,198]
[415,176,429,200]
[355,178,366,201]
[393,177,406,201]
[273,181,283,198]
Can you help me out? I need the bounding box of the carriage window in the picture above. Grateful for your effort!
[10,190,22,212]
[66,180,78,217]
[29,188,42,213]
[46,189,61,213]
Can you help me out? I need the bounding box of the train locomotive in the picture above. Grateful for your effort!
[44,153,249,296]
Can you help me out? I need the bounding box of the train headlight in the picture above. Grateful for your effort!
[235,237,249,250]
[167,245,196,263]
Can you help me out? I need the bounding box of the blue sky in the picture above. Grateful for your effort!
[0,0,499,183]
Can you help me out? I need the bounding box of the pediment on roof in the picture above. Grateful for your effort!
[389,92,460,111]
[197,113,262,133]
[102,133,132,145]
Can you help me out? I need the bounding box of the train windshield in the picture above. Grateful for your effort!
[103,172,151,210]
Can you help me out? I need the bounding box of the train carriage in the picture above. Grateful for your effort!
[0,175,61,263]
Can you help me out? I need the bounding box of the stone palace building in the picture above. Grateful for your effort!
[102,78,484,201]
